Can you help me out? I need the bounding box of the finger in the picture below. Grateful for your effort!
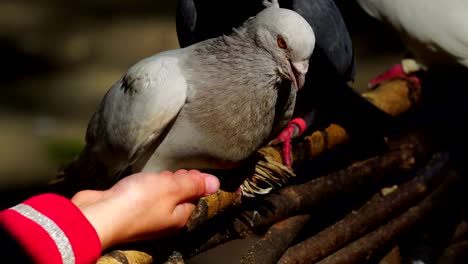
[202,174,220,195]
[173,173,220,202]
[171,202,197,228]
[174,169,189,175]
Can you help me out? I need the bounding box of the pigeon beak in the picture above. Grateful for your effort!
[289,59,309,90]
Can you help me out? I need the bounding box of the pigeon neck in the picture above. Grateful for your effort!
[183,29,280,92]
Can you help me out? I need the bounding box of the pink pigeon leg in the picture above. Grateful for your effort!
[274,117,307,167]
[368,63,421,90]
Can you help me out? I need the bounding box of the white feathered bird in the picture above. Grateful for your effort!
[57,3,315,197]
[356,0,468,86]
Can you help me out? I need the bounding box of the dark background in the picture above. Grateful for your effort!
[0,0,405,262]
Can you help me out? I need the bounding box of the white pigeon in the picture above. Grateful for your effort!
[356,0,468,85]
[57,2,315,196]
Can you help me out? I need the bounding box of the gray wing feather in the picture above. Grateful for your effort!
[86,54,187,175]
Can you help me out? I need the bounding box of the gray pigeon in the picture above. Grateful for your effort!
[176,0,397,169]
[57,3,315,197]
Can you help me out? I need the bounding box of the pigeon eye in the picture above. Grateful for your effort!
[277,36,288,49]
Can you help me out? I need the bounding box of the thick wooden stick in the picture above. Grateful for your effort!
[172,139,428,260]
[277,152,451,264]
[96,250,152,264]
[436,241,468,264]
[186,190,242,232]
[282,79,419,166]
[237,141,426,232]
[240,215,312,264]
[315,169,463,264]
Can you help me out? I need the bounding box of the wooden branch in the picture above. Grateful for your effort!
[435,217,468,263]
[397,182,467,264]
[240,215,312,264]
[168,138,428,260]
[436,241,468,264]
[237,140,427,233]
[96,250,152,264]
[378,247,401,264]
[361,79,421,117]
[277,152,451,264]
[288,124,349,166]
[285,79,419,167]
[181,216,253,259]
[314,169,463,264]
[452,221,468,243]
[186,190,242,232]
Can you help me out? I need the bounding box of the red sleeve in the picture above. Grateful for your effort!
[0,193,102,264]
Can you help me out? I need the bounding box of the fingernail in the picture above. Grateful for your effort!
[204,175,220,195]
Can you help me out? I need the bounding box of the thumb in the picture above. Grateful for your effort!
[201,174,220,196]
[174,173,220,203]
[71,190,107,208]
[171,202,197,228]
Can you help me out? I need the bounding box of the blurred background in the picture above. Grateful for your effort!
[0,0,405,262]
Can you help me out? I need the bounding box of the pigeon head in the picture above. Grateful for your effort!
[248,6,316,90]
